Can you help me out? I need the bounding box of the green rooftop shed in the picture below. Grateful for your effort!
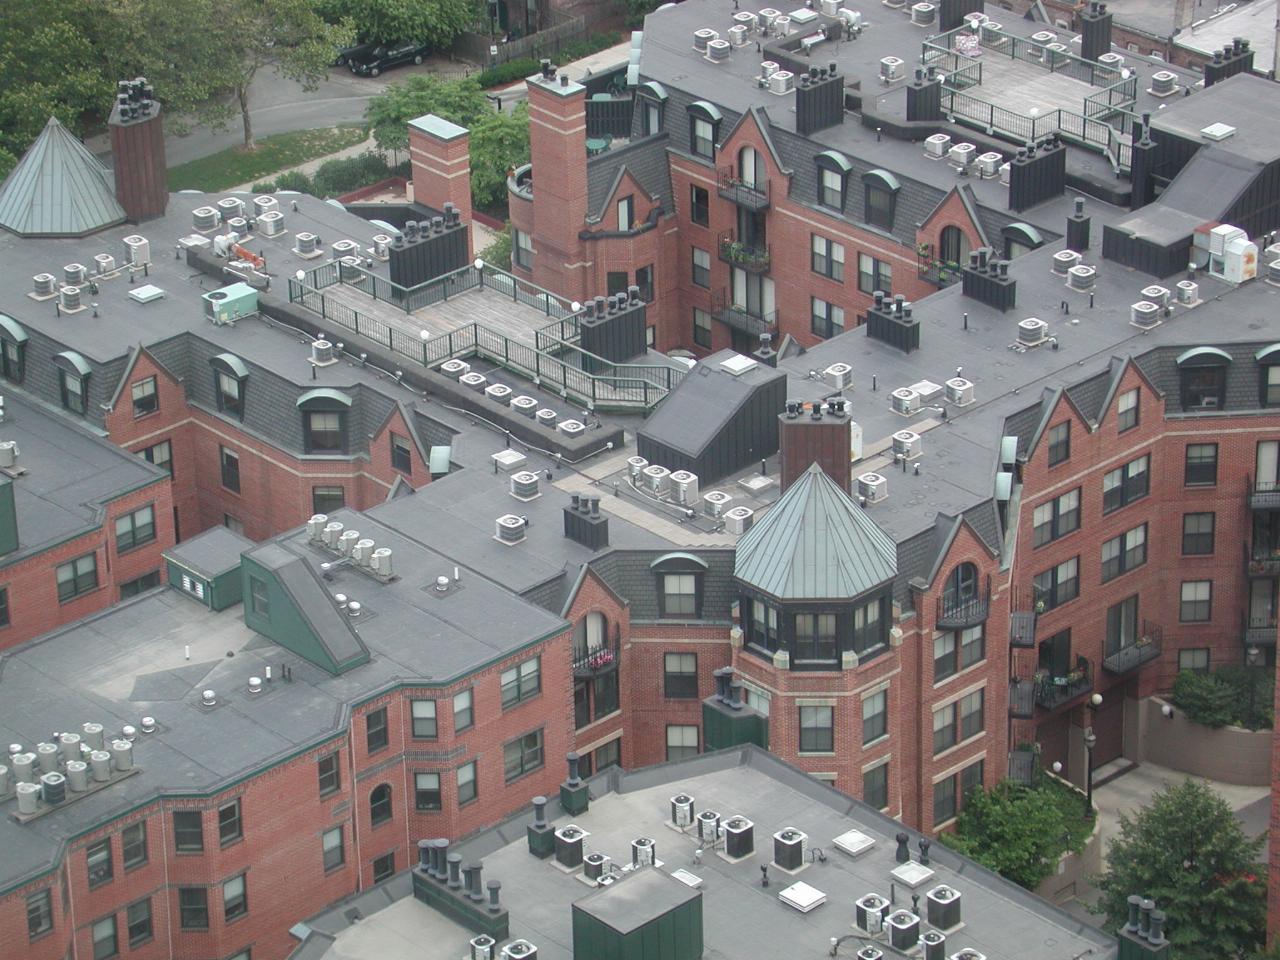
[572,869,703,960]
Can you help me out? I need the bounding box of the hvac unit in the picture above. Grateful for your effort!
[670,793,696,827]
[838,8,862,31]
[554,824,588,868]
[557,418,586,438]
[1030,29,1056,43]
[693,27,718,51]
[924,133,952,158]
[216,197,244,222]
[338,529,361,556]
[769,70,795,94]
[856,893,890,933]
[1017,317,1048,345]
[772,828,808,870]
[1097,51,1124,69]
[311,339,335,366]
[927,884,962,929]
[631,836,657,867]
[63,263,86,285]
[193,206,220,231]
[332,239,360,259]
[439,358,470,379]
[707,38,732,60]
[733,11,758,29]
[911,3,936,25]
[226,216,248,237]
[583,852,611,882]
[703,490,732,517]
[32,273,55,297]
[294,232,320,257]
[891,387,920,414]
[723,816,754,858]
[1051,250,1082,275]
[1130,301,1160,327]
[459,372,488,392]
[774,15,791,34]
[824,362,853,390]
[0,441,19,470]
[670,470,700,504]
[643,464,672,495]
[470,935,497,960]
[1209,223,1245,257]
[1045,41,1068,63]
[258,211,284,236]
[535,408,558,428]
[501,941,538,960]
[123,234,150,266]
[981,21,1004,43]
[724,506,754,535]
[1150,70,1178,96]
[1141,284,1170,307]
[627,456,649,480]
[253,195,278,217]
[976,152,1002,177]
[945,377,974,406]
[1177,279,1199,302]
[696,810,721,842]
[370,547,395,579]
[758,6,780,27]
[892,430,921,460]
[495,514,527,544]
[760,60,778,79]
[510,471,540,500]
[1222,235,1259,283]
[352,539,376,565]
[485,383,513,405]
[371,234,391,260]
[323,521,345,549]
[307,515,328,540]
[338,256,362,282]
[886,910,921,951]
[858,472,888,503]
[999,162,1011,185]
[510,396,539,418]
[879,57,904,82]
[728,24,749,45]
[59,286,81,311]
[947,142,975,168]
[1067,264,1095,290]
[964,11,987,28]
[819,0,841,14]
[948,952,985,960]
[921,931,948,960]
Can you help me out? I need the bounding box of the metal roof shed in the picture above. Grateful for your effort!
[572,868,703,960]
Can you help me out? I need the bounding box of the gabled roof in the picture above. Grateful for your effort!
[734,464,898,601]
[0,117,126,237]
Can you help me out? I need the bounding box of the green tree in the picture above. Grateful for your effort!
[479,222,512,271]
[366,75,492,155]
[0,147,16,183]
[468,103,529,210]
[315,0,473,48]
[1095,779,1266,960]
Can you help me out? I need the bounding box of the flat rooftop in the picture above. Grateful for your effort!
[1175,0,1277,68]
[291,747,1118,960]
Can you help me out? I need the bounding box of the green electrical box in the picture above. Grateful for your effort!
[573,869,703,960]
[702,698,768,752]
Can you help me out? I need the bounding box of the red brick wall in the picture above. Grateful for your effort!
[409,124,473,259]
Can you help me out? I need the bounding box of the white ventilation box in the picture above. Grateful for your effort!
[1051,250,1082,275]
[1201,122,1236,143]
[495,514,527,544]
[485,383,513,405]
[258,210,285,236]
[945,377,974,406]
[459,372,488,392]
[891,387,920,415]
[976,152,1002,177]
[892,430,921,460]
[1017,318,1048,345]
[510,471,540,500]
[510,395,539,418]
[557,419,586,438]
[769,70,794,94]
[627,456,649,481]
[719,353,759,376]
[1140,284,1170,307]
[439,359,471,380]
[670,470,700,504]
[724,506,754,535]
[643,464,672,496]
[824,362,853,390]
[1130,301,1160,327]
[123,235,150,266]
[924,133,952,158]
[858,472,888,503]
[879,57,904,82]
[1177,279,1199,303]
[703,490,733,517]
[947,142,975,167]
[1067,264,1095,290]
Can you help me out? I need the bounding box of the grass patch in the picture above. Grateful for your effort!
[166,125,369,192]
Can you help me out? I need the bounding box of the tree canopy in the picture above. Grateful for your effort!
[316,0,474,48]
[366,75,493,154]
[468,104,530,210]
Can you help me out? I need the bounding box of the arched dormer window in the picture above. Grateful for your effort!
[297,388,352,454]
[638,81,667,136]
[738,146,765,189]
[816,150,852,211]
[1002,222,1044,258]
[939,225,971,266]
[687,101,722,160]
[211,352,248,420]
[0,314,28,384]
[1176,346,1232,411]
[1256,343,1280,407]
[937,562,990,630]
[54,351,91,416]
[651,552,707,618]
[862,168,900,230]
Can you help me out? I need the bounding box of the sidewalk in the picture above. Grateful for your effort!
[225,133,385,193]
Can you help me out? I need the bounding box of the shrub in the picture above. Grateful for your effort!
[311,151,391,197]
[479,222,512,271]
[272,170,318,195]
[476,58,540,88]
[1173,667,1273,730]
[251,179,277,193]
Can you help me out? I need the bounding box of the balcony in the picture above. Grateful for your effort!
[1009,587,1037,648]
[572,637,619,678]
[717,232,771,274]
[717,168,770,210]
[1035,659,1094,711]
[1007,747,1036,786]
[1101,621,1162,675]
[1010,678,1036,719]
[507,163,533,202]
[1248,477,1280,511]
[1245,540,1280,577]
[712,288,776,337]
[1243,613,1278,647]
[936,579,991,631]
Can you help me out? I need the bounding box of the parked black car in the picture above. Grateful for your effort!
[334,41,376,67]
[348,41,429,77]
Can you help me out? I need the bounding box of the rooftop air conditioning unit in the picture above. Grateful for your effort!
[371,234,391,259]
[734,11,758,29]
[696,810,721,843]
[253,195,278,217]
[64,263,86,285]
[1130,300,1160,327]
[439,358,470,380]
[501,941,538,960]
[1150,70,1178,96]
[774,15,791,35]
[838,8,862,31]
[470,935,497,960]
[258,210,285,236]
[332,239,360,259]
[707,38,732,61]
[1017,317,1048,345]
[760,60,779,79]
[510,395,538,418]
[1031,30,1056,43]
[510,471,540,500]
[964,11,987,28]
[769,70,794,94]
[370,548,395,579]
[927,884,962,929]
[703,490,732,517]
[643,464,672,496]
[886,910,921,951]
[1051,249,1082,275]
[670,470,700,504]
[949,951,985,960]
[858,472,888,503]
[459,372,488,392]
[693,27,718,51]
[856,893,890,933]
[911,3,936,26]
[495,514,527,544]
[485,383,513,405]
[93,253,116,275]
[294,232,320,257]
[338,529,361,556]
[1141,284,1170,307]
[879,57,904,82]
[193,206,220,231]
[948,142,975,168]
[728,24,749,45]
[1067,264,1095,290]
[123,235,150,266]
[999,162,1011,185]
[892,430,921,460]
[627,456,649,481]
[772,827,808,870]
[976,152,1002,177]
[216,197,244,221]
[557,419,586,439]
[945,377,974,406]
[924,133,951,158]
[981,21,1004,43]
[323,521,345,549]
[352,539,376,565]
[759,7,781,28]
[824,362,853,390]
[671,793,696,826]
[819,0,841,15]
[1177,279,1199,303]
[891,387,920,414]
[535,408,558,429]
[724,506,754,535]
[1098,51,1124,69]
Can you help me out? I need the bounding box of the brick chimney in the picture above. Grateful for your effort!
[526,66,590,301]
[409,114,473,258]
[108,77,168,223]
[779,399,852,494]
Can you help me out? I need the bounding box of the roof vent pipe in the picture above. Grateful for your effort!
[201,689,216,706]
[566,751,582,786]
[1148,910,1166,944]
[121,725,137,741]
[590,497,601,516]
[1139,899,1154,938]
[533,795,549,827]
[140,717,156,733]
[347,601,362,617]
[248,677,263,695]
[436,575,451,592]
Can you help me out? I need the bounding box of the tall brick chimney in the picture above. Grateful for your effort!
[526,65,590,300]
[779,399,852,494]
[409,114,474,259]
[108,77,168,223]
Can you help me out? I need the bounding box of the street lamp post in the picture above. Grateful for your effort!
[1083,728,1097,818]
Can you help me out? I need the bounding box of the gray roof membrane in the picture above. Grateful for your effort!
[163,524,254,579]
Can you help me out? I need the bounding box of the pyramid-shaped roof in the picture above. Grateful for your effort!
[0,117,126,237]
[735,464,898,601]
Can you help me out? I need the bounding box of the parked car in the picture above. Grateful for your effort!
[334,41,376,67]
[348,41,429,77]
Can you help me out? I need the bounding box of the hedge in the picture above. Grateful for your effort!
[1172,666,1273,730]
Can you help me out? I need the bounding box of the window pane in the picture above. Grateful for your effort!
[458,761,477,804]
[411,699,437,738]
[453,689,473,731]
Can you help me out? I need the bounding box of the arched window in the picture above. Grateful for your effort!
[297,388,352,453]
[0,313,28,384]
[816,150,853,211]
[211,353,249,420]
[573,611,608,660]
[939,225,970,267]
[1176,346,1232,411]
[687,101,722,160]
[738,146,765,189]
[944,563,979,607]
[1002,222,1044,259]
[862,168,900,230]
[370,784,392,825]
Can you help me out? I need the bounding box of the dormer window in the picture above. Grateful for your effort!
[297,388,352,454]
[652,552,707,618]
[54,351,91,416]
[688,101,722,160]
[862,169,900,230]
[637,81,667,136]
[1256,344,1280,407]
[211,353,249,420]
[816,150,852,211]
[0,314,27,384]
[1176,346,1231,411]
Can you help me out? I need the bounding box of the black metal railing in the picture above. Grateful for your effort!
[1248,475,1280,510]
[1102,620,1162,675]
[572,637,619,678]
[1010,679,1036,719]
[716,167,770,210]
[1243,612,1278,647]
[711,288,776,337]
[1245,539,1280,576]
[717,232,771,273]
[1035,659,1094,711]
[936,578,991,630]
[1008,748,1036,786]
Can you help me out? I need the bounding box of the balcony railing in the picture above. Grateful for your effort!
[1009,586,1037,648]
[936,577,991,630]
[1008,747,1036,786]
[1245,539,1280,577]
[1243,613,1278,647]
[1010,678,1036,719]
[1035,659,1094,711]
[717,232,771,274]
[572,637,619,678]
[1101,620,1162,675]
[717,167,770,210]
[1248,476,1280,511]
[711,288,776,337]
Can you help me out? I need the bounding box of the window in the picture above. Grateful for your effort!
[1033,556,1079,610]
[56,553,98,602]
[501,657,541,708]
[646,325,655,347]
[1,337,25,383]
[1263,364,1280,407]
[223,875,247,921]
[220,446,240,493]
[513,229,534,270]
[1179,648,1210,673]
[691,117,716,158]
[318,753,340,796]
[312,485,345,514]
[864,762,889,810]
[114,505,155,552]
[411,699,437,738]
[661,573,698,616]
[457,761,477,805]
[636,264,654,303]
[664,652,698,698]
[453,689,473,732]
[690,185,709,226]
[862,690,887,744]
[216,371,244,418]
[1182,512,1215,555]
[1180,580,1212,622]
[857,253,892,295]
[0,586,8,628]
[935,625,984,681]
[503,730,544,781]
[218,799,242,846]
[305,410,346,453]
[738,145,765,188]
[131,377,158,418]
[173,811,202,852]
[593,739,621,773]
[692,308,712,349]
[853,596,885,655]
[1105,595,1139,655]
[1103,455,1149,513]
[366,707,388,753]
[1101,524,1147,582]
[126,899,151,946]
[92,916,117,960]
[249,576,269,618]
[810,297,845,340]
[380,433,412,478]
[799,705,834,752]
[1047,422,1070,466]
[617,195,634,231]
[938,225,970,266]
[1117,388,1139,431]
[864,177,898,230]
[1032,488,1080,546]
[1184,443,1218,485]
[748,598,780,652]
[140,439,172,476]
[607,271,628,297]
[120,570,160,600]
[934,759,984,826]
[122,822,147,870]
[820,167,845,209]
[60,369,87,415]
[1179,356,1227,409]
[666,724,700,760]
[691,247,711,287]
[933,690,984,755]
[322,827,344,870]
[643,97,662,135]
[793,612,837,662]
[415,772,442,810]
[370,784,393,825]
[811,235,844,281]
[27,890,52,939]
[179,887,208,930]
[373,852,396,883]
